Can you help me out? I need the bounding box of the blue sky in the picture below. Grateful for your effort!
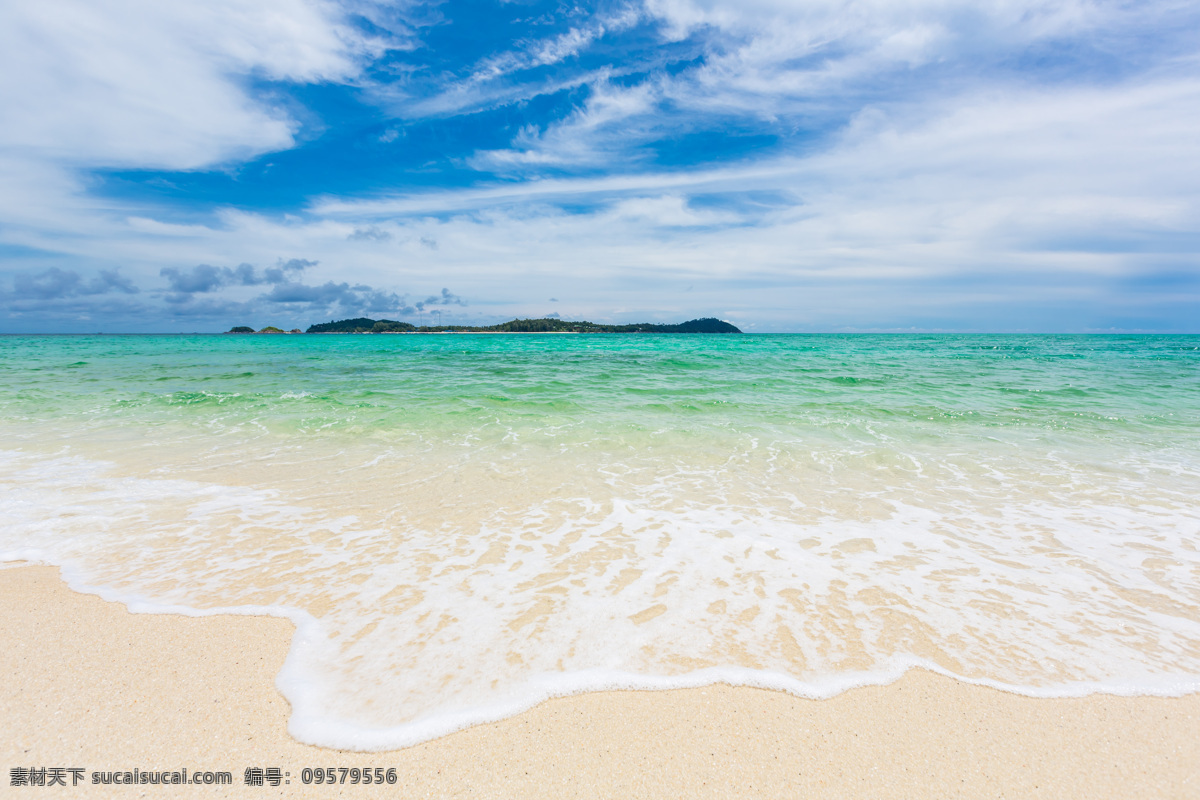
[1,0,1198,332]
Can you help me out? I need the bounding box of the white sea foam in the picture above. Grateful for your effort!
[2,431,1199,750]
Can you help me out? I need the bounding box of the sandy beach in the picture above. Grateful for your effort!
[2,564,1197,798]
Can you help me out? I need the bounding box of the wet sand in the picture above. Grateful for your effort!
[2,564,1197,798]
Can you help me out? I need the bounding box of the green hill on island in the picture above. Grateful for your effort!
[304,317,741,334]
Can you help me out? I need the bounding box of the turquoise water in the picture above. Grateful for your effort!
[2,334,1199,748]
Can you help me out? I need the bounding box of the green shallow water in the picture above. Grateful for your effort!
[3,333,1198,439]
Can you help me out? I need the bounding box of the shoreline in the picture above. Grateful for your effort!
[3,564,1198,797]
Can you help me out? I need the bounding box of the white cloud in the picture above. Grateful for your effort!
[0,0,384,170]
[395,5,644,119]
[467,0,1199,168]
[472,78,662,168]
[605,194,740,227]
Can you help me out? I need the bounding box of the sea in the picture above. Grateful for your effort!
[1,333,1198,749]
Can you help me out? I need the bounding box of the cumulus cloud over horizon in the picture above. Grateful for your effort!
[160,258,317,299]
[0,0,1197,331]
[10,267,140,300]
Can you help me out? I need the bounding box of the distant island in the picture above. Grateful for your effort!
[227,326,303,334]
[296,317,742,334]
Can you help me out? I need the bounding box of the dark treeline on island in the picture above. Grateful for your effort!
[227,326,302,334]
[285,317,742,334]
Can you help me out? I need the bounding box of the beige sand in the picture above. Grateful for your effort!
[2,564,1198,798]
